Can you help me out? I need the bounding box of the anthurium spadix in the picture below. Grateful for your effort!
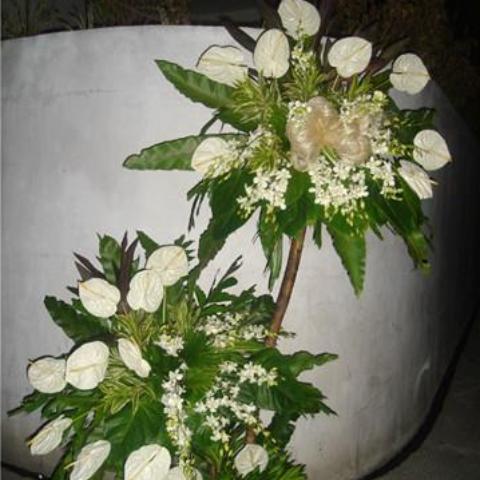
[118,338,151,378]
[70,440,111,480]
[29,416,72,455]
[234,444,269,477]
[126,269,164,313]
[78,278,120,318]
[328,36,372,78]
[398,161,433,199]
[278,0,321,39]
[390,53,430,95]
[167,467,203,480]
[124,444,171,480]
[65,341,109,390]
[413,129,451,171]
[253,29,290,78]
[27,357,66,393]
[146,246,188,286]
[197,45,248,86]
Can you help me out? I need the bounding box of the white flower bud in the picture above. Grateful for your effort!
[118,339,151,378]
[124,444,171,480]
[29,415,72,455]
[78,278,120,318]
[278,0,321,39]
[398,161,433,199]
[413,129,451,171]
[390,53,430,95]
[146,246,188,286]
[197,46,248,86]
[28,357,66,394]
[66,341,109,390]
[253,29,290,78]
[70,440,111,480]
[328,37,372,78]
[126,269,164,313]
[234,444,269,477]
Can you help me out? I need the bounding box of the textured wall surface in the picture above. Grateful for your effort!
[2,26,479,479]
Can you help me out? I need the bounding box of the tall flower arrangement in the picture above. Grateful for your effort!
[11,0,451,479]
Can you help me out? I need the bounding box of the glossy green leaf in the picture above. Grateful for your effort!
[136,230,160,257]
[98,235,121,284]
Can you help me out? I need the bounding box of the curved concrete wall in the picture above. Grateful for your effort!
[2,26,479,479]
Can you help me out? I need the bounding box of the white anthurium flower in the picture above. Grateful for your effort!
[28,357,67,394]
[191,137,231,177]
[126,269,164,313]
[118,338,151,378]
[66,341,109,390]
[197,45,248,86]
[29,415,72,455]
[146,246,189,286]
[278,0,321,39]
[78,278,120,318]
[398,160,433,199]
[390,53,430,95]
[327,36,372,78]
[124,444,171,480]
[253,29,290,78]
[167,466,203,480]
[413,129,451,171]
[70,440,111,480]
[234,444,269,477]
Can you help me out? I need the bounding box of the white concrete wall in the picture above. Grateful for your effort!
[2,26,479,479]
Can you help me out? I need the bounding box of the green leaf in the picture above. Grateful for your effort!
[136,231,160,258]
[312,220,322,249]
[44,296,110,342]
[8,391,51,416]
[286,351,338,377]
[327,223,366,296]
[98,235,122,284]
[123,134,244,171]
[268,412,299,448]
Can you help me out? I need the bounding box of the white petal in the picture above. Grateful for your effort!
[66,341,109,390]
[28,357,66,394]
[278,0,321,39]
[197,46,248,86]
[254,29,290,78]
[191,137,232,177]
[328,36,372,78]
[118,339,151,378]
[390,53,430,95]
[234,444,269,477]
[127,270,164,313]
[413,129,451,171]
[167,466,202,480]
[146,246,188,286]
[70,440,111,480]
[398,160,433,199]
[30,416,72,455]
[124,444,171,480]
[79,278,120,318]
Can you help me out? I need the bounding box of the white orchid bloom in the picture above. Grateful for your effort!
[413,129,451,171]
[66,341,109,390]
[29,415,72,455]
[328,36,372,78]
[191,137,233,178]
[398,161,433,199]
[167,466,203,480]
[146,246,188,286]
[28,357,66,393]
[70,440,111,480]
[234,444,269,477]
[390,53,430,95]
[124,444,171,480]
[278,0,321,39]
[126,269,164,313]
[118,339,151,378]
[253,29,290,78]
[197,46,248,86]
[78,278,120,318]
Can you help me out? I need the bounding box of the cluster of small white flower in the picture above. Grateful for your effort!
[287,100,311,126]
[155,333,184,357]
[239,128,276,164]
[207,140,243,178]
[365,157,399,197]
[339,91,387,120]
[238,168,291,215]
[290,43,316,73]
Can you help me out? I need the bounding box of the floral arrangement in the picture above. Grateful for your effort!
[11,0,452,479]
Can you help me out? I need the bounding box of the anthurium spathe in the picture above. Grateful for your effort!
[390,53,430,95]
[398,161,433,199]
[27,357,66,394]
[124,444,171,480]
[197,45,248,86]
[29,415,72,455]
[126,269,164,313]
[191,137,234,178]
[70,440,111,480]
[78,278,121,318]
[413,129,451,171]
[253,29,290,78]
[234,444,269,477]
[278,0,321,39]
[118,338,151,378]
[328,36,372,78]
[146,246,188,286]
[167,466,203,480]
[65,341,109,390]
